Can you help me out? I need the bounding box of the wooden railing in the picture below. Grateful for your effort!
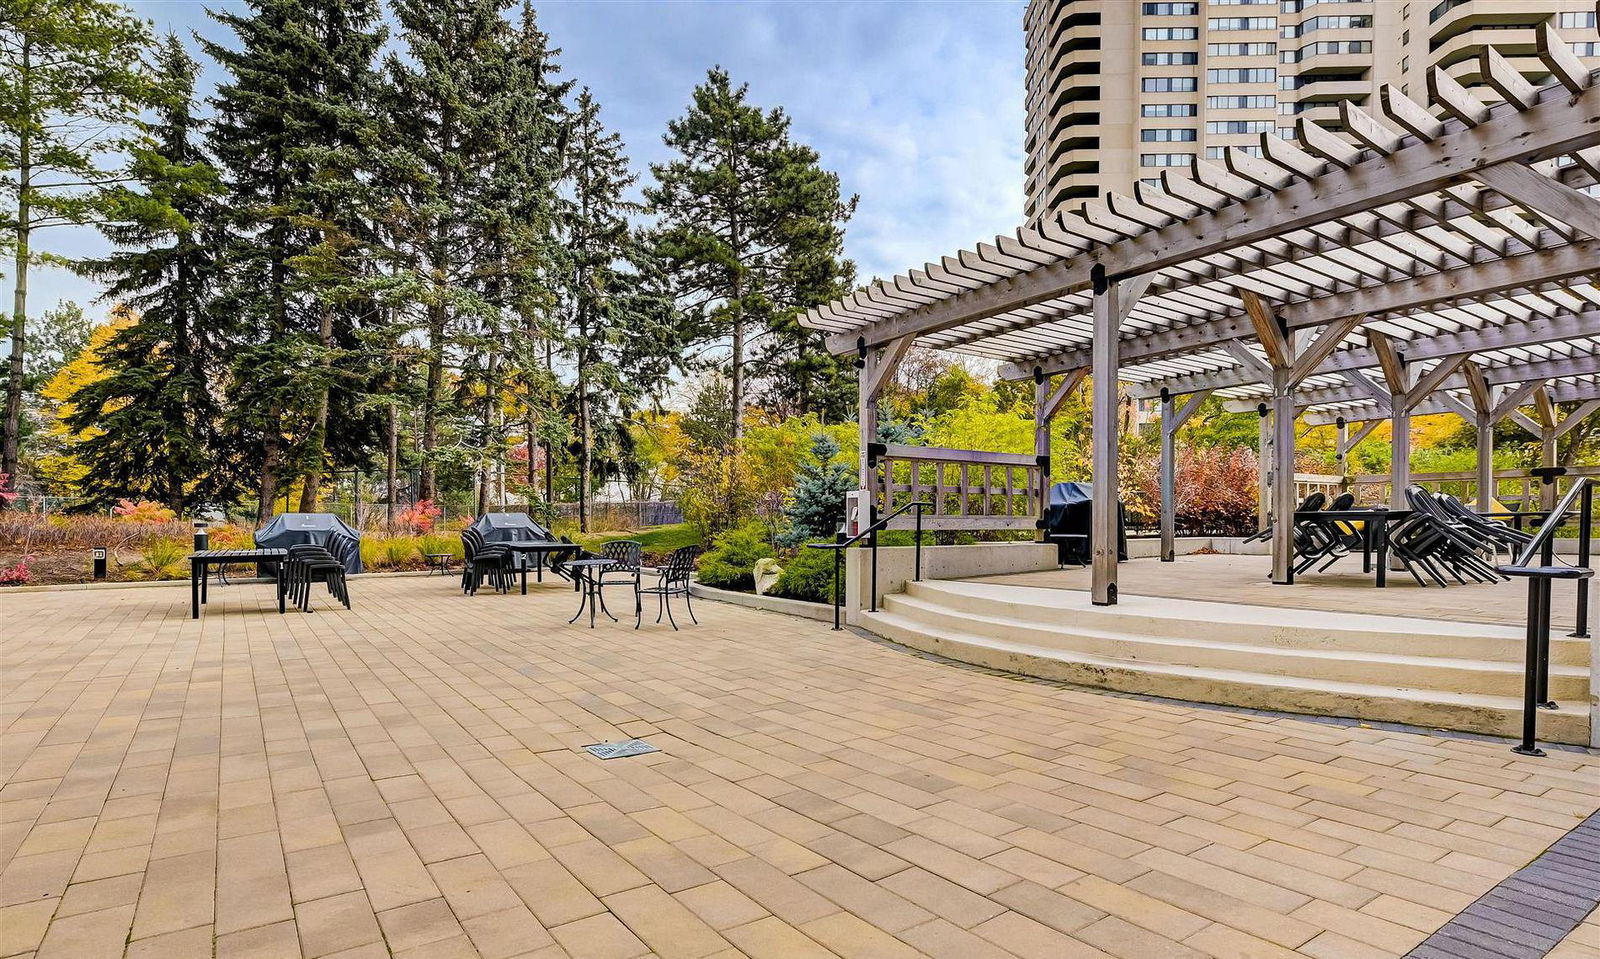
[1346,465,1600,510]
[868,444,1040,531]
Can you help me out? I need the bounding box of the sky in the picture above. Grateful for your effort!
[20,0,1028,325]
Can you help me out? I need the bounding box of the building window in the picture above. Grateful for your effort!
[1211,0,1274,4]
[1401,29,1409,45]
[1143,77,1200,92]
[1206,145,1263,159]
[1208,42,1277,56]
[1142,128,1198,141]
[1401,3,1409,19]
[1558,12,1597,29]
[1281,40,1372,62]
[1142,103,1200,116]
[1143,52,1200,64]
[1206,120,1276,134]
[1282,15,1373,37]
[1209,16,1277,30]
[1208,94,1277,109]
[1143,26,1199,40]
[1141,153,1196,167]
[1400,55,1409,71]
[1573,42,1600,56]
[1207,67,1278,83]
[1141,2,1199,13]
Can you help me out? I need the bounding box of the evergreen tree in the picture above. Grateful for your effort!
[203,0,387,517]
[557,90,679,531]
[68,37,234,510]
[1,0,155,501]
[777,433,854,547]
[386,0,563,504]
[645,67,856,443]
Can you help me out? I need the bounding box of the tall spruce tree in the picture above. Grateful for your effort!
[386,0,555,503]
[557,90,683,531]
[68,37,234,510]
[1,0,155,501]
[646,68,856,443]
[203,0,386,518]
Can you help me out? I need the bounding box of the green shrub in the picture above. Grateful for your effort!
[767,546,838,604]
[362,535,420,570]
[694,523,774,592]
[130,538,188,580]
[417,532,463,561]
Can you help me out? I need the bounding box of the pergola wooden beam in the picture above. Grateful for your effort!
[1126,311,1596,400]
[826,75,1600,354]
[1000,240,1600,380]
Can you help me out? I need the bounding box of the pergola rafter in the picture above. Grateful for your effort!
[802,37,1600,605]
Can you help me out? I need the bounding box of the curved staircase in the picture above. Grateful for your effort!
[860,580,1593,745]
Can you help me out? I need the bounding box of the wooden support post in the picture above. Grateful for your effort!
[1090,270,1150,606]
[1159,388,1211,563]
[1032,367,1085,540]
[856,335,916,500]
[1534,385,1559,510]
[1258,409,1272,532]
[1391,401,1412,509]
[1271,367,1298,585]
[1160,391,1177,563]
[1477,414,1496,511]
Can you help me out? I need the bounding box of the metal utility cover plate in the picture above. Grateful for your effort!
[583,739,658,760]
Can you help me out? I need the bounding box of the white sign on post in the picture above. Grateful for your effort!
[844,490,866,538]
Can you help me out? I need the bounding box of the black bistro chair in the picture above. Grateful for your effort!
[597,540,643,616]
[638,545,701,630]
[461,528,512,595]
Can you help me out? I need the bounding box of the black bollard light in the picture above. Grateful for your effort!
[193,520,210,552]
[92,546,107,579]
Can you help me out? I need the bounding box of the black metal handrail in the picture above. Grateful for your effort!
[807,501,932,631]
[1496,476,1593,757]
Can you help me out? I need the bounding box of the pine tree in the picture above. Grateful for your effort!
[778,433,853,547]
[67,36,235,510]
[1,0,155,501]
[646,68,856,443]
[385,0,539,504]
[203,0,387,517]
[558,90,644,531]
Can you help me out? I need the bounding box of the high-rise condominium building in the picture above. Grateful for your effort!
[1023,0,1600,220]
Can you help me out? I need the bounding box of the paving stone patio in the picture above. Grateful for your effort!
[2,575,1597,958]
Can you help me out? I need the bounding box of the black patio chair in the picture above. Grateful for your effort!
[597,540,643,617]
[285,543,350,612]
[461,528,512,595]
[1437,492,1531,559]
[638,545,700,630]
[1298,491,1366,574]
[1389,487,1504,587]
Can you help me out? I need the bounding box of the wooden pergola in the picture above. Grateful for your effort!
[801,28,1600,606]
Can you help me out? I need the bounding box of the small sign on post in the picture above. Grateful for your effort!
[92,547,107,579]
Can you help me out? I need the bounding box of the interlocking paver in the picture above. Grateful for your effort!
[2,577,1598,958]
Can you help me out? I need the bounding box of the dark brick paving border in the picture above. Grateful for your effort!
[1405,810,1600,958]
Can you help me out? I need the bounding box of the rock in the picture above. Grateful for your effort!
[753,557,783,595]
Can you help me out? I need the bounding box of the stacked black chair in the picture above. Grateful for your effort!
[1294,491,1369,575]
[638,545,701,630]
[285,543,351,612]
[1389,486,1506,587]
[1436,492,1532,559]
[461,528,512,595]
[597,541,643,618]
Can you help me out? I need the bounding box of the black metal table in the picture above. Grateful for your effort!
[1291,508,1413,587]
[564,558,615,627]
[188,548,287,619]
[500,541,578,594]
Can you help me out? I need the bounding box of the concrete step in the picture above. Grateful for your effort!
[902,580,1590,667]
[879,594,1589,701]
[860,588,1593,746]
